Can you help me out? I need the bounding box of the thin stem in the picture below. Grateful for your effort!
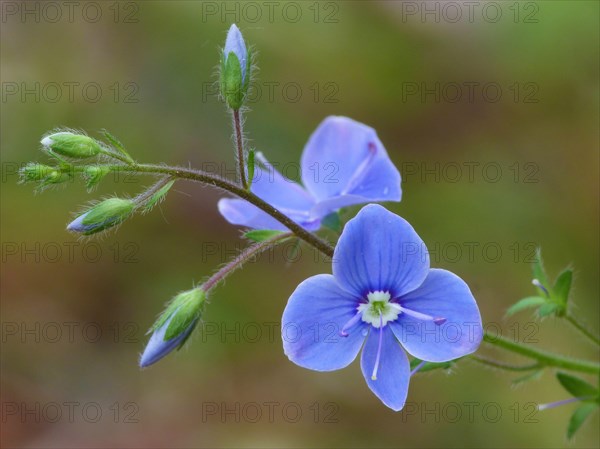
[232,109,248,189]
[203,232,291,291]
[110,163,335,259]
[565,313,600,346]
[483,331,600,374]
[469,355,542,372]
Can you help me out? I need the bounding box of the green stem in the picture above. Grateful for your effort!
[110,163,335,259]
[565,313,600,346]
[483,331,599,374]
[469,355,541,372]
[203,232,292,291]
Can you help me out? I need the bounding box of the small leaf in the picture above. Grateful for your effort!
[567,402,598,440]
[244,229,285,242]
[410,358,455,373]
[247,148,255,190]
[512,370,544,387]
[552,268,573,306]
[506,296,547,316]
[100,130,135,163]
[556,372,599,398]
[322,212,342,233]
[538,302,560,317]
[141,180,175,213]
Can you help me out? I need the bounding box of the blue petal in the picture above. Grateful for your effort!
[361,326,410,411]
[332,204,430,297]
[390,269,483,363]
[300,116,401,205]
[139,314,197,368]
[282,274,367,371]
[218,158,318,231]
[224,24,247,82]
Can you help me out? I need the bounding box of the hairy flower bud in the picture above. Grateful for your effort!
[220,24,251,110]
[20,163,57,182]
[140,288,206,368]
[67,198,135,235]
[41,132,102,159]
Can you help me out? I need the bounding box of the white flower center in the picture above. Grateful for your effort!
[357,291,401,328]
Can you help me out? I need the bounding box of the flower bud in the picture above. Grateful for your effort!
[41,132,102,159]
[140,288,206,368]
[19,163,57,182]
[220,24,251,110]
[83,165,111,190]
[67,197,135,235]
[19,163,73,186]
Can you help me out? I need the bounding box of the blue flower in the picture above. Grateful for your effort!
[223,24,248,83]
[218,116,402,231]
[281,204,482,411]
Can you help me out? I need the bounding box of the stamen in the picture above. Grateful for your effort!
[410,360,427,376]
[339,311,362,337]
[397,305,446,326]
[532,279,550,297]
[538,397,585,411]
[371,313,384,381]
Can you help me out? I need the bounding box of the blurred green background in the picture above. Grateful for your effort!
[1,1,598,448]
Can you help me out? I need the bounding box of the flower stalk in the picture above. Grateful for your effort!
[232,109,248,189]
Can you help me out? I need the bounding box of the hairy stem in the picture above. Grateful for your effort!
[110,163,335,258]
[565,313,600,346]
[483,331,599,374]
[232,109,248,189]
[204,232,292,291]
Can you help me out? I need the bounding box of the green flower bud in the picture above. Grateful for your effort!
[83,165,111,190]
[41,132,102,159]
[68,198,135,235]
[19,163,72,186]
[19,163,57,182]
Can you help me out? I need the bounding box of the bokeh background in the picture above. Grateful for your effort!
[1,1,598,448]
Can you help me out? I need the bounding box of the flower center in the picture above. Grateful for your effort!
[337,290,447,382]
[357,291,400,328]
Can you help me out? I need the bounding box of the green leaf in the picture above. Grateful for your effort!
[512,370,543,387]
[567,402,598,440]
[532,248,550,287]
[141,180,175,213]
[100,130,135,163]
[552,268,573,306]
[247,148,255,190]
[556,372,599,398]
[506,296,547,316]
[322,212,342,233]
[410,358,455,373]
[244,229,285,242]
[538,302,560,317]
